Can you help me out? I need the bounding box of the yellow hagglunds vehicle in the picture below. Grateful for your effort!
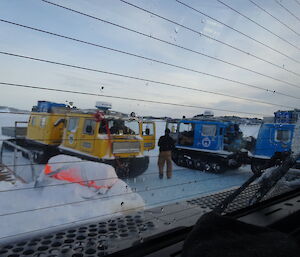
[1,101,156,178]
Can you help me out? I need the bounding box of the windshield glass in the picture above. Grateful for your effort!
[108,119,139,135]
[166,122,178,133]
[0,0,299,255]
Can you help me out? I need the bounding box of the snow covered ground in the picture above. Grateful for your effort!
[125,121,257,207]
[0,114,260,242]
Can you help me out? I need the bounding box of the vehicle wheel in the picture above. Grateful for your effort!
[186,159,194,169]
[123,157,149,178]
[171,151,179,165]
[194,160,203,171]
[21,151,29,158]
[230,162,242,170]
[228,159,242,170]
[33,152,42,163]
[204,163,212,172]
[251,159,266,175]
[177,155,186,167]
[212,162,223,173]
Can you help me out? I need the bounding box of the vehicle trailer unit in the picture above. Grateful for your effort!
[170,118,248,173]
[250,110,300,174]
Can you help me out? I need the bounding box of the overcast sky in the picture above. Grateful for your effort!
[0,0,300,118]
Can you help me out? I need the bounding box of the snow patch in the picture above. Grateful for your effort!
[0,155,145,241]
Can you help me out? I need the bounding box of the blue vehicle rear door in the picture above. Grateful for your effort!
[196,123,220,150]
[270,125,293,153]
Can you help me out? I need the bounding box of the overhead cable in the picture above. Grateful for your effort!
[2,18,299,89]
[248,0,300,37]
[176,0,300,59]
[217,0,300,53]
[275,0,300,22]
[41,0,300,78]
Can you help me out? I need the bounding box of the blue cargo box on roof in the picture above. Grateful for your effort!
[37,101,66,113]
[274,111,295,123]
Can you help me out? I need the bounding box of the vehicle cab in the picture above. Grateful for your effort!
[176,119,242,153]
[252,123,294,159]
[250,110,300,173]
[59,102,156,177]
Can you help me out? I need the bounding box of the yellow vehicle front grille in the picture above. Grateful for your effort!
[112,141,140,154]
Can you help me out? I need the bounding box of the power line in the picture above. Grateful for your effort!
[217,0,300,53]
[176,0,300,60]
[275,0,300,22]
[295,0,300,6]
[41,0,300,78]
[0,166,191,193]
[120,0,300,64]
[3,19,300,91]
[0,82,294,115]
[0,173,243,217]
[1,52,300,108]
[0,165,242,195]
[0,82,267,116]
[0,184,238,241]
[248,0,300,37]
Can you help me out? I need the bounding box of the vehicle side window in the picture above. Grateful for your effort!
[143,123,154,136]
[31,116,36,126]
[275,129,291,143]
[220,127,223,135]
[83,119,96,135]
[167,122,178,133]
[67,118,79,132]
[99,120,108,134]
[40,117,47,128]
[178,123,194,146]
[202,125,217,136]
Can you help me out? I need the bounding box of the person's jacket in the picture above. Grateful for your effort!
[158,135,175,152]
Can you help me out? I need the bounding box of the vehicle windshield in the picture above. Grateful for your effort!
[106,119,139,135]
[0,0,300,255]
[166,122,178,134]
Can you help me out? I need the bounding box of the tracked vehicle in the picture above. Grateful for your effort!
[168,117,248,172]
[59,103,155,177]
[1,101,70,164]
[250,110,300,174]
[1,101,155,178]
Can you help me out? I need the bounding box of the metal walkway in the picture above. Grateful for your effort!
[0,182,285,257]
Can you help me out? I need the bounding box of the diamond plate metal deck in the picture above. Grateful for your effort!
[0,183,288,257]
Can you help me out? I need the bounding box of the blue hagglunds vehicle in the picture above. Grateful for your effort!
[169,117,248,173]
[250,110,300,174]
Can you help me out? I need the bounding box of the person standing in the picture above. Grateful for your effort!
[158,128,175,179]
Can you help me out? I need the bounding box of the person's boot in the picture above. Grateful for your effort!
[159,173,163,179]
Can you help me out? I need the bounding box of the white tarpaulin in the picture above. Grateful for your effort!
[0,155,145,241]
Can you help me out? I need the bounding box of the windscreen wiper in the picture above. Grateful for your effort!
[215,122,300,214]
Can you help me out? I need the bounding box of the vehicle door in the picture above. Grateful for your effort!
[178,122,195,147]
[271,125,293,154]
[142,121,156,151]
[80,118,96,153]
[198,123,219,150]
[64,117,80,149]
